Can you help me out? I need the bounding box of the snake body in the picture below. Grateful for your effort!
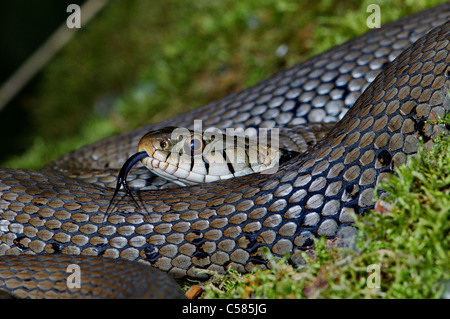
[0,5,450,298]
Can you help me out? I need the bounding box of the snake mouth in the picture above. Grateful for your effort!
[140,155,206,186]
[108,151,149,211]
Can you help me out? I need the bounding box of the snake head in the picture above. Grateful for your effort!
[136,126,300,186]
[138,127,180,155]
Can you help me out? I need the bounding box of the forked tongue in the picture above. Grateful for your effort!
[106,151,148,213]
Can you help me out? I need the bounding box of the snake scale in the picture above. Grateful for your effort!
[0,5,449,298]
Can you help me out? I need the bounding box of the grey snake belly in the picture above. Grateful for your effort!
[0,5,450,298]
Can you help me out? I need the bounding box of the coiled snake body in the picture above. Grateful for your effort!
[0,5,449,298]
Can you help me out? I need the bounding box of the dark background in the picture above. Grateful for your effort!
[0,0,85,161]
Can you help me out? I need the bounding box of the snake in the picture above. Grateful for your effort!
[0,5,449,299]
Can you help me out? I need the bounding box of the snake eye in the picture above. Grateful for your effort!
[160,140,168,149]
[184,137,204,155]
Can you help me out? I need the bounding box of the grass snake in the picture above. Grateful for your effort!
[0,5,449,298]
